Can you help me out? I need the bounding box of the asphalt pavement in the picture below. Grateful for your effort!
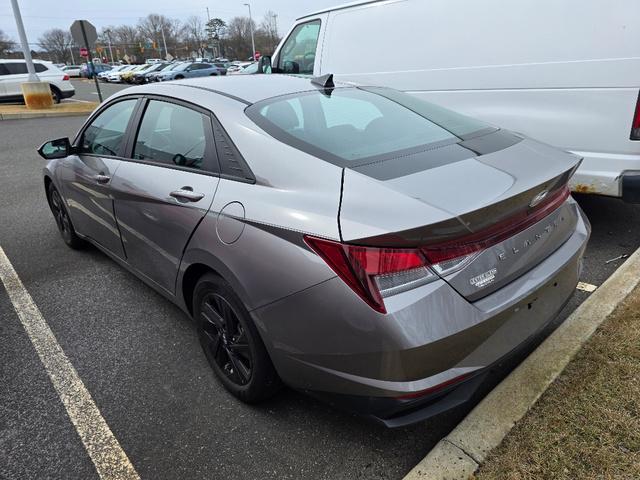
[67,79,128,103]
[1,116,639,480]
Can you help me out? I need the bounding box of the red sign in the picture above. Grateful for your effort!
[80,47,88,57]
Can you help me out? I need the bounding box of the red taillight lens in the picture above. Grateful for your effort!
[306,185,570,313]
[631,92,640,140]
[304,236,435,314]
[63,74,70,81]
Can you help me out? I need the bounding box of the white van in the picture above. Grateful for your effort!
[263,0,640,201]
[0,59,75,103]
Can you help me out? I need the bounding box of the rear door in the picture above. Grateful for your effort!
[0,63,8,96]
[110,97,220,294]
[3,62,28,96]
[63,97,140,258]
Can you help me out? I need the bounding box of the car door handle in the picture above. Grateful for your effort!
[93,174,111,184]
[170,189,205,202]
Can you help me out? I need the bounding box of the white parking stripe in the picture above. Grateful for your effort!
[0,247,140,480]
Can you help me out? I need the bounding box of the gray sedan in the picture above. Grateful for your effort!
[38,75,589,426]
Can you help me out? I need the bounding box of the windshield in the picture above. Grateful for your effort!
[246,87,492,165]
[174,63,190,72]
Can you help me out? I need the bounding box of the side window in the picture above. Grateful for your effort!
[34,64,47,73]
[80,99,137,156]
[278,20,321,75]
[6,63,28,74]
[0,64,8,76]
[133,100,210,171]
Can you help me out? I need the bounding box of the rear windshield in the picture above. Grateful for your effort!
[246,86,492,166]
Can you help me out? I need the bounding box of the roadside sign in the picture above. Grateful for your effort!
[70,20,97,47]
[70,19,102,102]
[165,53,174,62]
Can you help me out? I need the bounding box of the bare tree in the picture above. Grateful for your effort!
[0,29,15,55]
[224,16,256,60]
[112,25,141,60]
[259,11,280,54]
[38,29,73,64]
[138,14,183,58]
[185,15,206,57]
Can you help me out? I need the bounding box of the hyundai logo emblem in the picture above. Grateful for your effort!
[529,190,549,208]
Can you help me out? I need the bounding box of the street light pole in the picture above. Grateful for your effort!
[105,29,114,64]
[244,3,256,61]
[69,44,75,65]
[160,26,168,60]
[10,0,38,82]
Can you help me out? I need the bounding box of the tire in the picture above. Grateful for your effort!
[194,273,280,403]
[47,183,84,249]
[209,73,218,76]
[175,75,184,80]
[50,86,61,104]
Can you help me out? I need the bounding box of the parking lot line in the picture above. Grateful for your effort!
[0,246,140,480]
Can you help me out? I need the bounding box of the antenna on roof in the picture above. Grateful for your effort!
[311,73,334,96]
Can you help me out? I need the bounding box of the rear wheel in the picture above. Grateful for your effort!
[50,86,61,104]
[47,183,83,249]
[194,274,280,403]
[175,74,184,80]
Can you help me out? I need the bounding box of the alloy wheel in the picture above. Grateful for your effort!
[50,189,72,241]
[200,293,253,385]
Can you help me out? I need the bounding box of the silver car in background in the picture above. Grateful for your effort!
[38,75,589,426]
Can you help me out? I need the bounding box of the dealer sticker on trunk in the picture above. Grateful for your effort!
[469,268,497,288]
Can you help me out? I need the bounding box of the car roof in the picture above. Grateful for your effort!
[142,74,351,105]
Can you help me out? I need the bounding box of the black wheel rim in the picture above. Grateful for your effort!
[200,293,252,385]
[50,189,72,241]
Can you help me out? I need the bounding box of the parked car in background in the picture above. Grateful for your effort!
[82,62,112,79]
[0,59,74,103]
[98,65,124,81]
[156,62,224,81]
[146,58,163,64]
[213,62,229,75]
[147,62,183,82]
[227,61,253,74]
[133,63,169,84]
[61,65,81,77]
[235,62,259,75]
[121,64,153,84]
[38,75,589,426]
[105,65,137,83]
[261,0,640,202]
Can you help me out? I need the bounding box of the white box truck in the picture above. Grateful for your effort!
[260,0,640,201]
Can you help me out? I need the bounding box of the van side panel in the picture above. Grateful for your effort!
[316,0,640,198]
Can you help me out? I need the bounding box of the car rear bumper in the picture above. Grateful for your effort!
[570,150,640,200]
[60,89,75,99]
[254,198,589,424]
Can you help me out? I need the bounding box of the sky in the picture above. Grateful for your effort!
[1,0,340,48]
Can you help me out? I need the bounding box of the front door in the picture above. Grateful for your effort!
[111,98,220,294]
[62,98,139,258]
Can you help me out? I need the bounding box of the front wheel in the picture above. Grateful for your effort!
[47,183,83,249]
[174,75,184,80]
[194,274,280,403]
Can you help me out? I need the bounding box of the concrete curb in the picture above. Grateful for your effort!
[404,246,640,480]
[0,102,98,120]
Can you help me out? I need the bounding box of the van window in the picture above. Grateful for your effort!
[277,20,321,75]
[0,64,8,76]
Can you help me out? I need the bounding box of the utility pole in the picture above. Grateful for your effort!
[10,0,38,82]
[69,44,75,64]
[161,26,168,59]
[244,3,256,61]
[105,29,114,64]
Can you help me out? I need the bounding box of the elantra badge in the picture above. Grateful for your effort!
[529,190,549,208]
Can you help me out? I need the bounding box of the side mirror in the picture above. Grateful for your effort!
[257,55,272,74]
[37,137,72,160]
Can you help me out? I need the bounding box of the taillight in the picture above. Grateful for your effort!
[306,185,570,313]
[631,91,640,140]
[63,74,70,81]
[303,236,437,314]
